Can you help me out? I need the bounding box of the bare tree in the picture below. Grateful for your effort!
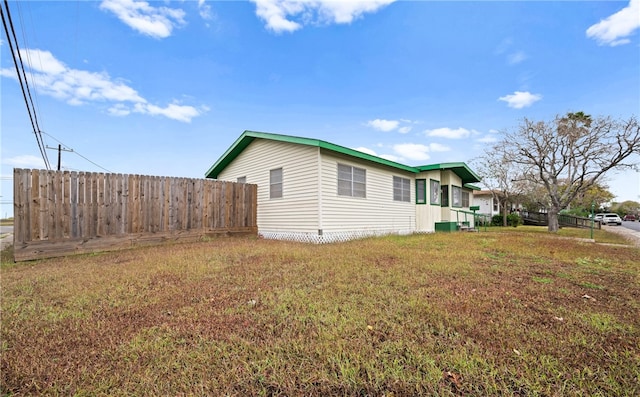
[473,146,527,226]
[498,113,640,232]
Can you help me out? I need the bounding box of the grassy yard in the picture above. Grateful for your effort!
[1,228,639,395]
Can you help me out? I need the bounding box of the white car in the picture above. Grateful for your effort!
[600,213,622,225]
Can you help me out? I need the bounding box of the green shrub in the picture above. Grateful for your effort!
[491,215,503,226]
[507,213,521,227]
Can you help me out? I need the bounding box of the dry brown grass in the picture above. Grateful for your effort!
[2,228,639,395]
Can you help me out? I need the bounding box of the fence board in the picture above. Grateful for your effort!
[63,172,71,239]
[30,170,40,241]
[13,169,257,261]
[38,171,48,240]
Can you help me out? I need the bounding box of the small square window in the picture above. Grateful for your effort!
[337,164,366,198]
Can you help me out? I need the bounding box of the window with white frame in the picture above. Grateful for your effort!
[393,176,411,202]
[270,168,283,199]
[337,164,366,198]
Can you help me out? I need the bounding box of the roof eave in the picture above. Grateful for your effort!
[205,130,419,178]
[416,162,481,185]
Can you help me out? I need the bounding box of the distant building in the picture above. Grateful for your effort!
[473,190,501,218]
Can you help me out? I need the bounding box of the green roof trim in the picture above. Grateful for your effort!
[205,130,417,178]
[416,163,482,185]
[205,131,481,184]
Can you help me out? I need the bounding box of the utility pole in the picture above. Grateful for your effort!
[46,144,73,171]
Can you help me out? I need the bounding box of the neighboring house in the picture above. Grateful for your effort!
[473,190,527,221]
[205,131,481,243]
[473,190,501,218]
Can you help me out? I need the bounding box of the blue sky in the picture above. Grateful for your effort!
[2,0,639,217]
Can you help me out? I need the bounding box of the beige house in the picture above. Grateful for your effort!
[205,131,481,243]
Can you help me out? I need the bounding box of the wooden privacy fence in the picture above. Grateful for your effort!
[13,169,257,261]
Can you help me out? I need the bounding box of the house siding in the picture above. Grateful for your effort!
[319,151,416,237]
[216,139,320,235]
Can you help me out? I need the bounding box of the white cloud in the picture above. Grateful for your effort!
[495,38,528,65]
[198,0,213,20]
[366,118,414,133]
[2,49,145,104]
[353,146,400,162]
[1,49,206,123]
[477,135,498,144]
[425,127,472,139]
[498,91,542,109]
[507,50,527,65]
[495,38,513,55]
[107,104,131,116]
[380,154,400,162]
[100,0,186,39]
[393,143,430,161]
[250,0,396,33]
[586,0,640,46]
[428,143,450,152]
[133,103,208,123]
[353,146,377,156]
[366,118,399,132]
[2,155,47,169]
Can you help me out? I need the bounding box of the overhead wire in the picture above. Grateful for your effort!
[3,0,113,174]
[15,0,46,133]
[0,0,50,170]
[42,132,113,173]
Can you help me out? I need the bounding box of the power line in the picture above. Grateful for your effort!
[15,1,46,132]
[0,0,50,170]
[3,1,113,175]
[42,132,113,173]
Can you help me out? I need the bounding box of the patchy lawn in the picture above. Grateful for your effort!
[2,228,639,395]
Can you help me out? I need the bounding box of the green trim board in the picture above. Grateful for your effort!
[416,163,482,186]
[205,130,482,184]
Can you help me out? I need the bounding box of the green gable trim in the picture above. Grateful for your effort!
[205,131,482,183]
[416,162,481,185]
[205,130,417,179]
